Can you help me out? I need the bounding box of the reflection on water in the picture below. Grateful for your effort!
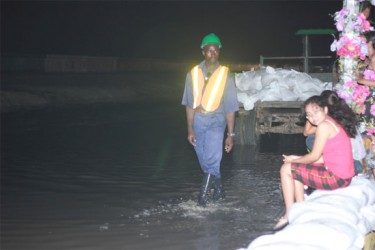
[1,103,307,250]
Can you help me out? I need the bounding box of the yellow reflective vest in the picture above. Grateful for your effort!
[190,65,229,112]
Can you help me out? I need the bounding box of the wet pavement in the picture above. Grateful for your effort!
[1,102,307,250]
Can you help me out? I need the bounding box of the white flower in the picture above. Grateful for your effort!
[330,40,337,52]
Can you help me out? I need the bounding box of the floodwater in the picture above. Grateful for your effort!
[1,102,306,250]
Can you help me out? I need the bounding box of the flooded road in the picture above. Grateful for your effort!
[1,102,306,250]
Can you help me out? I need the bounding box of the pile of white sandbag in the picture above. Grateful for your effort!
[235,66,332,110]
[239,177,375,250]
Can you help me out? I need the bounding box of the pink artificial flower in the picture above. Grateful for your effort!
[337,45,361,58]
[356,13,372,33]
[335,36,367,59]
[366,128,375,137]
[335,8,349,31]
[343,80,358,88]
[364,69,375,80]
[340,80,371,115]
[352,87,370,112]
[337,89,353,103]
[371,104,375,116]
[353,85,370,100]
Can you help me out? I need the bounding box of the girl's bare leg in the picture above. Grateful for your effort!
[294,180,305,202]
[274,162,294,229]
[280,162,295,214]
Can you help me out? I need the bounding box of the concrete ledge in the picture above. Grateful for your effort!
[1,72,184,112]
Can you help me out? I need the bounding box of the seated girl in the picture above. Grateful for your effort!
[303,90,364,175]
[274,92,358,230]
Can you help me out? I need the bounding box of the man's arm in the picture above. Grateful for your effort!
[186,106,196,146]
[224,112,235,153]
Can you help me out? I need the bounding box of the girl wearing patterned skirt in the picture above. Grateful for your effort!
[274,93,358,230]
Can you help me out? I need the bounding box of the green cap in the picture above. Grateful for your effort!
[200,33,222,49]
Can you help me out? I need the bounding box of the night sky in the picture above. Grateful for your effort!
[2,1,343,64]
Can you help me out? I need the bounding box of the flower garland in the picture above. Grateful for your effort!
[336,80,370,114]
[360,69,375,137]
[331,0,375,139]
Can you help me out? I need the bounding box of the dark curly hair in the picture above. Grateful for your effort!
[304,91,358,138]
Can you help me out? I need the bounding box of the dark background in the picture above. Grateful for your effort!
[1,1,344,64]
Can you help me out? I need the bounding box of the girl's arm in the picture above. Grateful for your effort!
[357,70,375,87]
[303,120,317,136]
[357,77,375,87]
[284,121,331,164]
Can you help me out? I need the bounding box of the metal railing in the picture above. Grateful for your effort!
[259,55,333,73]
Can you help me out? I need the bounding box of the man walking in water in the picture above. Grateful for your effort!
[181,33,239,207]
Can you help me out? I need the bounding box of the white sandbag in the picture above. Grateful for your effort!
[237,92,249,106]
[235,66,332,110]
[276,80,291,90]
[293,78,325,99]
[241,93,261,111]
[280,88,298,101]
[268,81,280,92]
[289,200,360,226]
[258,88,280,102]
[247,223,358,250]
[241,177,375,250]
[265,66,276,74]
[261,75,279,88]
[235,70,262,91]
[297,91,321,101]
[361,205,375,231]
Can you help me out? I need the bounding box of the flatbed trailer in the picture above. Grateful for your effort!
[234,101,305,145]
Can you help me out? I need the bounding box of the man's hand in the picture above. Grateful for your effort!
[224,136,233,153]
[187,132,196,147]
